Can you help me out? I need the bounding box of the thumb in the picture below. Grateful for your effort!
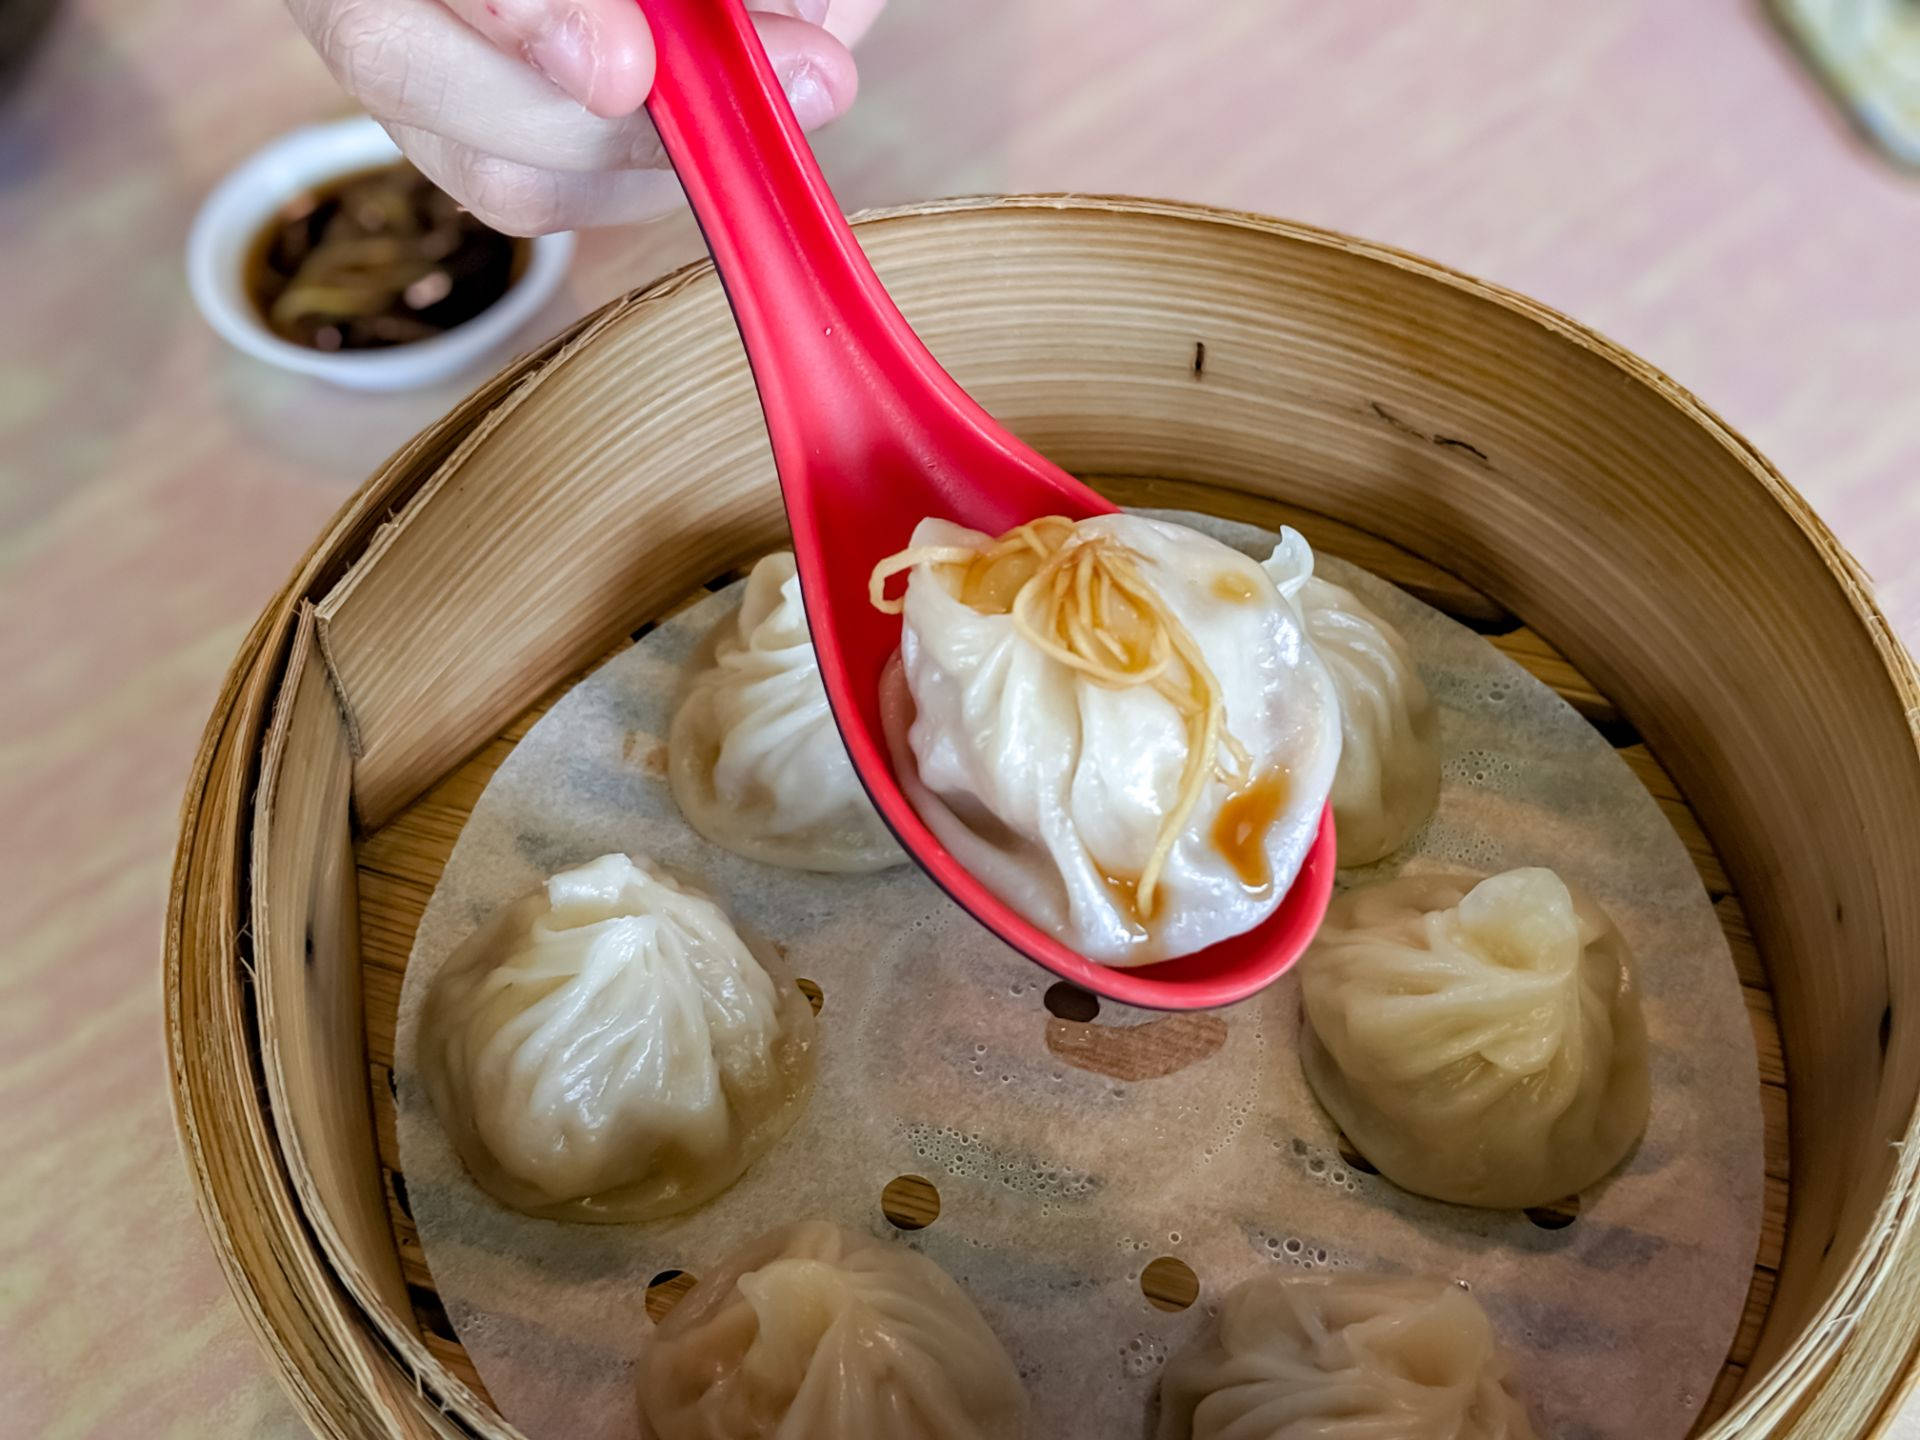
[433,0,656,117]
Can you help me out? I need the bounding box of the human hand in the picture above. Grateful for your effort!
[287,0,887,234]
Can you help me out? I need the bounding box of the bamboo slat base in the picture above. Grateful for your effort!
[352,481,1787,1432]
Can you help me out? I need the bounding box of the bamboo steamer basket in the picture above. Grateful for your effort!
[166,196,1920,1440]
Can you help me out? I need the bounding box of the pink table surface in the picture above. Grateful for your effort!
[4,0,1917,1435]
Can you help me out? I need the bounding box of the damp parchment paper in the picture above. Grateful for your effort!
[395,511,1763,1440]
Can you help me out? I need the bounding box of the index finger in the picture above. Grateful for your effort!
[293,0,857,175]
[433,0,842,118]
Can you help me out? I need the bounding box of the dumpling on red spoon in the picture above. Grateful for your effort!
[872,513,1340,966]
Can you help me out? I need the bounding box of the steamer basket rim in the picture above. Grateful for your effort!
[162,190,1920,1440]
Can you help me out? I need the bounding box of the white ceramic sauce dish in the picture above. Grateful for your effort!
[186,114,575,392]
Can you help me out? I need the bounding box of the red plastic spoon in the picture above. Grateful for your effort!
[638,0,1334,1009]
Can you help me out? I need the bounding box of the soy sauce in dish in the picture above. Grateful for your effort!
[245,162,528,352]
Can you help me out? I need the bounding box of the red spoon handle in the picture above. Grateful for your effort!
[640,0,929,473]
[628,0,1333,1012]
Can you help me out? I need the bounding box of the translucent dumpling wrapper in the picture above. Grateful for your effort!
[1264,528,1440,866]
[670,551,905,873]
[1157,1271,1537,1440]
[1300,867,1651,1209]
[638,1220,1029,1440]
[873,514,1341,965]
[420,853,816,1221]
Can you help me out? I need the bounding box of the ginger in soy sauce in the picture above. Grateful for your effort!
[246,162,527,352]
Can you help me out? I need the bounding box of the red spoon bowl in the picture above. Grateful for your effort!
[638,0,1335,1010]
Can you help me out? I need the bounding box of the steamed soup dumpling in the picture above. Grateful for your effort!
[639,1219,1029,1440]
[671,551,904,872]
[420,853,815,1222]
[1300,867,1650,1209]
[1264,528,1440,866]
[872,514,1341,965]
[1158,1271,1536,1440]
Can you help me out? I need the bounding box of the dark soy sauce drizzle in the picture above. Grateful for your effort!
[245,162,528,352]
[1210,769,1290,890]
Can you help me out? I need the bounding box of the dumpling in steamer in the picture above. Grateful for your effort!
[1264,528,1440,866]
[638,1220,1029,1440]
[1299,867,1650,1209]
[419,853,815,1222]
[670,551,904,873]
[1157,1271,1536,1440]
[872,513,1341,965]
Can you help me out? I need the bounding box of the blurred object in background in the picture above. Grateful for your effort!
[1772,0,1920,167]
[0,0,56,94]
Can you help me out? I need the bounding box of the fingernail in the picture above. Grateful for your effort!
[752,0,828,21]
[525,9,601,110]
[781,61,835,130]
